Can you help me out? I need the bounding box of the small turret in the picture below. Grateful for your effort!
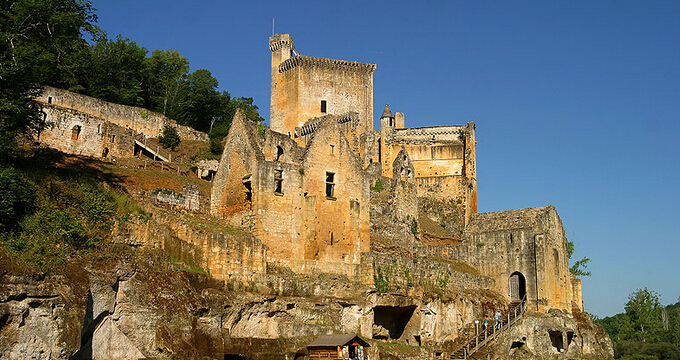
[380,104,394,129]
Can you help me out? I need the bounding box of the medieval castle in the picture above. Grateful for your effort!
[34,33,583,316]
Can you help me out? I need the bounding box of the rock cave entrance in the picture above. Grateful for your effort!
[372,305,416,340]
[509,271,526,301]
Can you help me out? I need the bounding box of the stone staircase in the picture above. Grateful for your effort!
[450,297,527,360]
[134,134,172,162]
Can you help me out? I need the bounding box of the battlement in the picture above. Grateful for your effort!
[390,124,468,144]
[278,55,376,74]
[297,112,358,137]
[269,33,294,52]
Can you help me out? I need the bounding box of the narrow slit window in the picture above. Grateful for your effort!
[330,232,334,245]
[274,169,283,195]
[330,144,335,155]
[48,96,52,104]
[325,172,335,199]
[320,100,327,113]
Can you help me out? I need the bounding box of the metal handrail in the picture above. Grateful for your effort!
[451,295,528,359]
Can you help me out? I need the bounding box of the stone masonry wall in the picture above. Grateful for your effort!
[270,34,375,141]
[37,86,208,141]
[361,252,495,292]
[39,105,135,159]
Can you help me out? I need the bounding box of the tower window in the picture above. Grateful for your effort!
[330,144,335,155]
[276,145,284,161]
[274,169,283,195]
[325,172,335,199]
[48,96,52,104]
[320,100,327,113]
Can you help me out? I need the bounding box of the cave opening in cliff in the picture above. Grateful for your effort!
[373,305,416,340]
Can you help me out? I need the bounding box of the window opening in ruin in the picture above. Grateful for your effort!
[510,233,514,243]
[275,145,284,161]
[48,96,52,104]
[389,118,393,127]
[566,331,574,347]
[97,124,101,134]
[243,179,252,203]
[509,271,527,301]
[320,100,327,113]
[111,135,115,143]
[330,232,334,245]
[274,169,283,195]
[330,144,335,154]
[325,172,335,199]
[71,125,81,140]
[102,147,109,158]
[549,330,564,351]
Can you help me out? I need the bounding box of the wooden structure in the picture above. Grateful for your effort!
[307,334,370,359]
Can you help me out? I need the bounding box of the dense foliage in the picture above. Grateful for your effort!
[66,35,264,138]
[0,150,149,269]
[0,0,263,161]
[0,0,98,159]
[597,288,680,359]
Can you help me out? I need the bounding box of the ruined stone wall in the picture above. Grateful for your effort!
[298,120,371,271]
[37,86,208,141]
[212,111,370,277]
[114,212,267,283]
[454,206,576,312]
[39,105,135,158]
[361,253,495,292]
[270,34,375,141]
[380,120,477,224]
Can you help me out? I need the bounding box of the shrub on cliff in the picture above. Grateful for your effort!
[159,125,180,150]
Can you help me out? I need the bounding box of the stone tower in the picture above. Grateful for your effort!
[269,34,376,142]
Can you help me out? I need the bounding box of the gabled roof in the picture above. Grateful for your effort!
[307,334,370,348]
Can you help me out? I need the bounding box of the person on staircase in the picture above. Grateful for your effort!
[494,310,501,330]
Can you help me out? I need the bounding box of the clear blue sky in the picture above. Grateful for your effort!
[91,0,680,317]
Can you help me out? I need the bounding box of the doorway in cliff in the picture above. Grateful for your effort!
[372,305,416,340]
[509,271,526,301]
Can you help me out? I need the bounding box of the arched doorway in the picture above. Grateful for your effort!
[509,271,526,301]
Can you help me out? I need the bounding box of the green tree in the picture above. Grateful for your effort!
[567,240,591,276]
[0,0,98,159]
[184,69,222,132]
[146,49,190,119]
[625,288,664,343]
[82,35,148,106]
[158,125,180,150]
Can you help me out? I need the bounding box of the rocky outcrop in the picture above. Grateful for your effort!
[477,309,614,360]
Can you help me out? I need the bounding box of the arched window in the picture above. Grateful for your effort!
[275,145,284,161]
[509,271,527,301]
[71,125,81,140]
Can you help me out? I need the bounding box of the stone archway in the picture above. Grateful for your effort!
[509,271,527,301]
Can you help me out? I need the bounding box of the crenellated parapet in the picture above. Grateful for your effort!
[297,111,358,137]
[278,55,376,74]
[389,125,469,144]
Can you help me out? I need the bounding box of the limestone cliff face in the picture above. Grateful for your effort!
[0,258,613,360]
[478,310,614,360]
